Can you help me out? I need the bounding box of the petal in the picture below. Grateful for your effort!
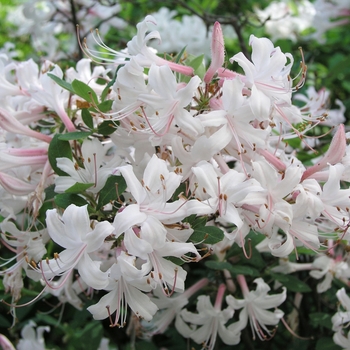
[119,165,145,203]
[85,221,115,253]
[113,204,147,237]
[87,288,118,320]
[78,253,109,290]
[61,204,90,241]
[218,322,241,345]
[46,209,81,249]
[125,284,158,321]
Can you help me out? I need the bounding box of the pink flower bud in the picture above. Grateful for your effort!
[204,22,225,83]
[301,124,346,181]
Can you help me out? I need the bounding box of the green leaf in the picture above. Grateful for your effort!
[227,265,260,276]
[309,313,333,330]
[270,272,311,293]
[0,314,11,328]
[135,340,158,350]
[72,79,99,104]
[316,337,341,350]
[47,73,75,94]
[65,182,94,194]
[35,314,66,332]
[204,260,232,271]
[183,214,207,229]
[101,67,119,102]
[97,119,119,135]
[70,322,103,350]
[204,261,260,276]
[48,134,73,176]
[96,100,113,113]
[58,131,92,141]
[188,54,205,78]
[174,46,188,63]
[97,175,127,210]
[190,226,224,244]
[54,193,88,209]
[82,109,94,129]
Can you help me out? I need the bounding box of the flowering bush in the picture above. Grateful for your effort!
[1,1,350,350]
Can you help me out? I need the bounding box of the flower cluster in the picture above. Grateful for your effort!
[0,13,350,349]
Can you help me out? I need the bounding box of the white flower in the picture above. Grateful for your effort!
[332,288,350,332]
[178,284,241,349]
[87,252,158,326]
[310,255,350,293]
[226,277,286,340]
[39,204,114,290]
[55,138,119,194]
[17,321,49,350]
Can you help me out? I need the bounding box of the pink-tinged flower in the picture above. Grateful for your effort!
[171,125,232,179]
[0,172,37,196]
[87,252,158,327]
[310,255,350,293]
[226,276,286,340]
[191,161,262,234]
[55,138,120,194]
[204,21,225,83]
[0,334,15,350]
[319,164,350,230]
[113,155,199,292]
[0,107,51,143]
[301,124,346,181]
[177,284,241,349]
[29,63,76,132]
[86,16,194,76]
[230,35,294,121]
[65,58,110,96]
[145,278,209,336]
[0,218,49,303]
[39,204,114,290]
[138,63,203,136]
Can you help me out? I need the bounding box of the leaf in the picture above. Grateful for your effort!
[310,313,333,330]
[97,175,127,210]
[190,226,224,244]
[54,193,88,209]
[316,337,342,350]
[205,260,232,271]
[227,265,260,276]
[188,54,205,78]
[58,131,92,141]
[70,322,103,350]
[135,341,158,350]
[204,261,260,276]
[270,272,311,293]
[96,100,113,113]
[72,79,99,105]
[65,182,94,194]
[48,134,73,176]
[82,109,94,129]
[101,67,120,102]
[47,73,75,94]
[97,119,119,135]
[183,214,207,229]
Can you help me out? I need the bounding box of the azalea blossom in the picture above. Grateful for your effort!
[87,251,158,327]
[226,276,286,340]
[178,284,241,349]
[38,204,114,290]
[16,321,49,350]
